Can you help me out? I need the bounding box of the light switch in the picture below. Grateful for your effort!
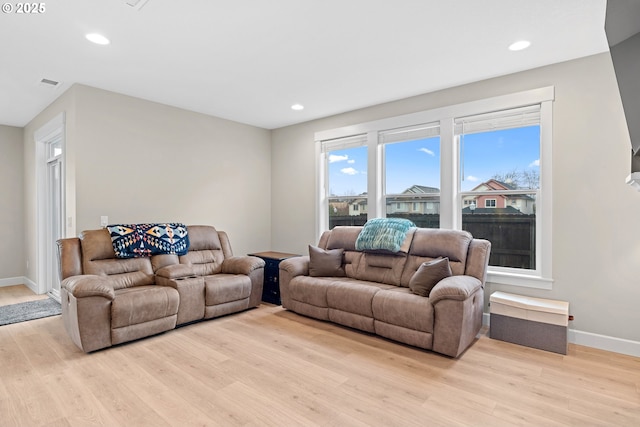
[100,216,108,228]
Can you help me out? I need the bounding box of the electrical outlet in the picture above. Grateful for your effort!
[100,216,108,228]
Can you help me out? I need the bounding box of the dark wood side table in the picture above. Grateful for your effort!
[248,251,299,305]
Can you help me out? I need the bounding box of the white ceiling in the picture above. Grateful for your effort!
[1,0,610,129]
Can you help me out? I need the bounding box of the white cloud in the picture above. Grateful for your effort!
[529,159,540,167]
[418,148,435,156]
[347,159,355,164]
[329,154,348,163]
[466,175,480,182]
[341,167,358,175]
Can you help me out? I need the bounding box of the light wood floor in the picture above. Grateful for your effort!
[1,301,639,426]
[0,284,49,306]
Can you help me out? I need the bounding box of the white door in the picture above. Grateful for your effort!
[46,139,64,301]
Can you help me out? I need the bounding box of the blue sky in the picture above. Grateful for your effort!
[328,126,540,196]
[460,125,540,191]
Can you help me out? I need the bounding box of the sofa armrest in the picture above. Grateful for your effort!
[430,275,484,358]
[279,255,309,277]
[429,275,482,305]
[222,256,265,275]
[61,275,115,300]
[278,256,309,309]
[155,264,195,280]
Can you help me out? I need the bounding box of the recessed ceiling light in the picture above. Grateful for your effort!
[291,104,304,111]
[125,0,150,10]
[508,40,531,51]
[86,33,110,45]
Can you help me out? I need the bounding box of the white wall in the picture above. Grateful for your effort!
[0,125,25,284]
[23,84,272,287]
[16,53,640,353]
[271,52,640,348]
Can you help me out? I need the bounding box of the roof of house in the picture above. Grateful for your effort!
[402,185,440,194]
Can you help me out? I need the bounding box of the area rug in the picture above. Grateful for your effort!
[0,298,62,326]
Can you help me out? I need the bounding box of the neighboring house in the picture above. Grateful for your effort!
[328,193,368,217]
[462,179,536,214]
[332,181,534,216]
[329,200,350,216]
[330,185,440,216]
[386,185,440,214]
[348,196,368,216]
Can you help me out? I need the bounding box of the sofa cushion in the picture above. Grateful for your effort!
[80,229,155,290]
[372,287,434,333]
[408,228,471,262]
[326,281,395,317]
[179,226,225,275]
[181,250,225,276]
[105,269,155,290]
[325,226,361,251]
[204,274,251,305]
[400,228,472,286]
[111,285,179,329]
[350,252,408,286]
[308,245,345,277]
[409,257,452,297]
[80,229,117,262]
[288,276,333,307]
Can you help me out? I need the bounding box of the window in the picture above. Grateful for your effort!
[457,105,541,271]
[316,87,553,288]
[322,134,368,229]
[48,138,62,160]
[381,123,440,228]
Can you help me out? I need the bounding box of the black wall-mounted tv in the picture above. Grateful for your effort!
[606,0,640,159]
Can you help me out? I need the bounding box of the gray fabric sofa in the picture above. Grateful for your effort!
[279,226,491,358]
[57,225,264,352]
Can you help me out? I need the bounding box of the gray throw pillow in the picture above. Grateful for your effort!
[308,245,345,277]
[409,257,452,297]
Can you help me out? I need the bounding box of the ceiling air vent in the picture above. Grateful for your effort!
[125,0,150,11]
[40,78,60,88]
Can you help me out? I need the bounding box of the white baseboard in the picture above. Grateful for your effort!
[0,276,40,294]
[482,312,640,358]
[0,277,25,287]
[22,277,38,294]
[568,329,640,358]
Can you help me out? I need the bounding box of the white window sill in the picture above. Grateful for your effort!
[486,270,553,290]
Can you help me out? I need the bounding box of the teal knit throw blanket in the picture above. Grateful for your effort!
[355,218,416,253]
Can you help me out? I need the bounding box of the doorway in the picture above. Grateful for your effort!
[46,139,63,300]
[35,113,65,301]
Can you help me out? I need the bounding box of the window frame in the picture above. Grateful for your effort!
[315,87,554,289]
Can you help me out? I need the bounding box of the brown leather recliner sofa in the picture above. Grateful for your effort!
[57,225,265,352]
[279,226,491,358]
